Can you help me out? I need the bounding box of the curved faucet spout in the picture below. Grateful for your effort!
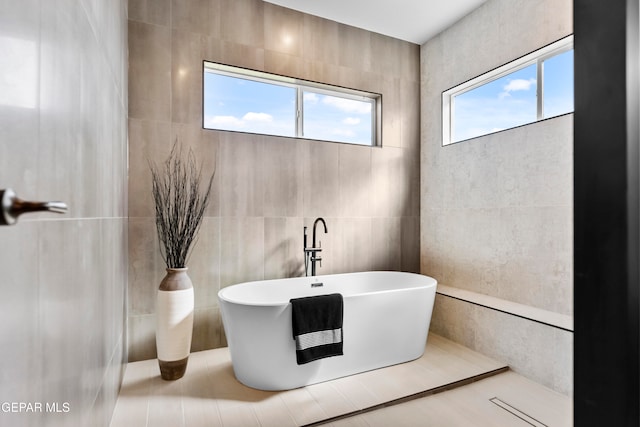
[312,217,328,248]
[304,217,328,276]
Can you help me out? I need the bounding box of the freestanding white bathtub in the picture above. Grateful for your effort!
[218,271,437,391]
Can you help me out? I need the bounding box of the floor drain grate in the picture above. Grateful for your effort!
[489,397,548,427]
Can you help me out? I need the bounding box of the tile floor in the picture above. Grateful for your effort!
[328,371,572,426]
[109,334,571,427]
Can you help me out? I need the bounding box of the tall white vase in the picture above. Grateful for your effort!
[156,268,194,380]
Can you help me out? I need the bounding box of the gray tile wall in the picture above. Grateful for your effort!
[0,0,128,426]
[420,0,573,394]
[128,0,421,360]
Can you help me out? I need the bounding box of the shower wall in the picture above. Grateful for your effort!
[127,0,421,360]
[0,0,128,426]
[420,0,573,394]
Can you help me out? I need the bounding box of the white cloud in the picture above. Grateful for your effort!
[304,93,319,103]
[331,128,356,137]
[208,115,244,127]
[323,96,371,114]
[205,112,294,136]
[504,78,536,92]
[499,78,536,98]
[343,117,361,125]
[206,112,273,128]
[243,112,273,122]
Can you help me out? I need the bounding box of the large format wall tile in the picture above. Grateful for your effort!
[265,217,305,279]
[128,314,157,361]
[171,0,219,36]
[188,217,221,308]
[302,14,339,64]
[420,0,573,395]
[338,144,372,218]
[262,137,303,218]
[0,1,128,425]
[302,140,340,218]
[431,295,573,395]
[128,119,172,218]
[264,3,303,57]
[128,0,170,26]
[371,217,402,271]
[128,218,164,315]
[128,20,171,121]
[421,0,572,314]
[219,0,264,48]
[219,133,265,217]
[0,223,41,410]
[128,0,421,359]
[219,217,265,288]
[171,29,207,125]
[337,23,372,71]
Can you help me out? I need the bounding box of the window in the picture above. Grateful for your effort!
[442,35,574,145]
[203,62,380,146]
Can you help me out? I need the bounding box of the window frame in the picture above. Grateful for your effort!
[442,35,574,146]
[203,61,382,147]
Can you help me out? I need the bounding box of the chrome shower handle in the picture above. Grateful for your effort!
[1,188,68,226]
[12,199,68,214]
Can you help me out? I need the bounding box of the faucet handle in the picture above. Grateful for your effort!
[303,226,307,249]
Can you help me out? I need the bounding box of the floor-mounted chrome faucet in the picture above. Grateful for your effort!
[304,217,328,276]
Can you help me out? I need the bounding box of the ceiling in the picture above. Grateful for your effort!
[263,0,487,45]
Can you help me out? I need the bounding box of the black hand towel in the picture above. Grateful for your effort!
[290,293,343,365]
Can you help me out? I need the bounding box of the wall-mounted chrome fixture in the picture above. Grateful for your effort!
[304,217,328,276]
[0,188,68,226]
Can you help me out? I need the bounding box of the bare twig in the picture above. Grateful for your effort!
[149,140,215,268]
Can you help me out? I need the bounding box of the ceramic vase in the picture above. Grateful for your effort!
[156,268,194,380]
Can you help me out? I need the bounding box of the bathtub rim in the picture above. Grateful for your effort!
[218,271,437,307]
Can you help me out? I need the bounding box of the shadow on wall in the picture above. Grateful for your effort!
[266,238,305,278]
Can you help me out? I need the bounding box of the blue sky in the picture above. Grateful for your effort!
[302,92,372,145]
[204,50,572,146]
[453,49,573,142]
[203,73,297,137]
[542,49,574,118]
[203,72,373,145]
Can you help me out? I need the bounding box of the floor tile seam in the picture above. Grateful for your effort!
[407,355,475,384]
[317,381,361,414]
[248,405,262,427]
[269,395,300,427]
[332,378,380,411]
[421,345,506,374]
[306,382,351,406]
[305,385,333,422]
[427,338,498,363]
[205,360,226,420]
[350,369,417,405]
[279,387,330,426]
[300,366,510,427]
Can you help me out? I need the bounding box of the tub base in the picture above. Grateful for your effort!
[219,271,437,391]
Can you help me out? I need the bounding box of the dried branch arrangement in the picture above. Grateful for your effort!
[149,141,215,268]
